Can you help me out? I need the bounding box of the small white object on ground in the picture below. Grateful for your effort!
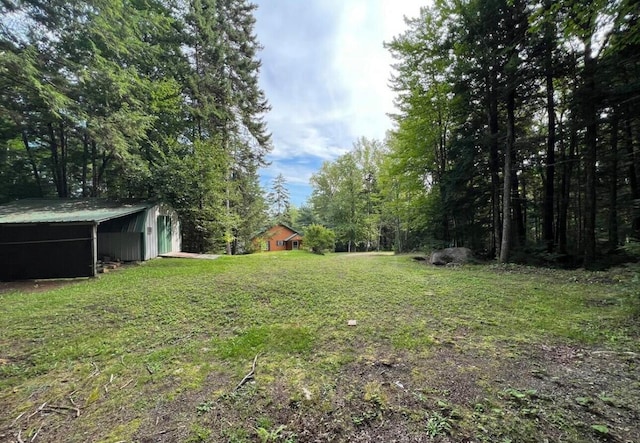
[347,319,357,326]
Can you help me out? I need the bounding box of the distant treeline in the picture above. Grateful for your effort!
[307,0,639,266]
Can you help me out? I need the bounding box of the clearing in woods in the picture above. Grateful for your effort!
[0,251,638,442]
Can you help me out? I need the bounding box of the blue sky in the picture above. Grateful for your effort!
[253,0,425,206]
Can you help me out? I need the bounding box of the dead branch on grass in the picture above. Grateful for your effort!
[27,403,47,420]
[10,412,26,427]
[30,424,43,442]
[68,391,77,407]
[44,404,81,418]
[103,373,116,393]
[234,354,259,391]
[119,378,134,390]
[89,362,100,378]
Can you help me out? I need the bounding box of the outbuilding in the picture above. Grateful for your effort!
[0,199,181,280]
[252,224,303,252]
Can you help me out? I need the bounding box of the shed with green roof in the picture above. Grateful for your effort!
[0,199,181,280]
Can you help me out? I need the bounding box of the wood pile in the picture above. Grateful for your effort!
[97,259,122,274]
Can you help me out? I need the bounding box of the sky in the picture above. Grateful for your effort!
[252,0,425,206]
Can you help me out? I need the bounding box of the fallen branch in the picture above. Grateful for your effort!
[89,362,100,378]
[30,424,42,442]
[146,364,154,375]
[27,403,47,420]
[234,354,259,391]
[120,378,134,390]
[17,429,24,443]
[46,404,81,418]
[10,411,25,427]
[103,373,116,394]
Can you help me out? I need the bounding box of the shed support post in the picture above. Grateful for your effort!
[91,223,97,276]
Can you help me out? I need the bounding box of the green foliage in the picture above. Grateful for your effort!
[303,224,336,254]
[382,0,640,263]
[186,424,212,443]
[0,0,271,253]
[255,424,286,443]
[622,240,640,257]
[196,400,215,415]
[590,424,609,436]
[295,205,320,230]
[309,137,388,251]
[268,173,291,219]
[425,412,452,437]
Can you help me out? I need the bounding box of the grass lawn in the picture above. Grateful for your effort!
[1,251,639,442]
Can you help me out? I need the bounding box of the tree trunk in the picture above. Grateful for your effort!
[625,114,640,239]
[82,132,89,197]
[511,171,527,247]
[59,122,68,198]
[558,115,576,254]
[543,32,556,253]
[21,130,43,196]
[48,122,64,197]
[608,110,619,248]
[582,39,598,268]
[91,139,98,197]
[225,186,232,255]
[512,154,525,247]
[487,74,501,258]
[499,89,516,263]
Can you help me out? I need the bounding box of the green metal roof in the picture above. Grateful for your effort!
[0,199,154,224]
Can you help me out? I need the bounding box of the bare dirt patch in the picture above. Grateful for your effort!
[0,279,82,294]
[124,342,640,442]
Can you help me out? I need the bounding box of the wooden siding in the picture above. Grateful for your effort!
[254,224,303,252]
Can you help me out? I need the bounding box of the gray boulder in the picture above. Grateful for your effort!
[430,247,473,266]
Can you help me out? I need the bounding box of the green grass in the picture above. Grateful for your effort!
[0,251,638,442]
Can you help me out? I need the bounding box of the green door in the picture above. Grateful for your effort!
[157,216,172,254]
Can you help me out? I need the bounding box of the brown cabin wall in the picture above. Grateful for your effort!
[255,225,303,252]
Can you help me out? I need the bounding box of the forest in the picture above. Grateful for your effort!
[1,0,639,267]
[0,0,270,254]
[306,0,640,267]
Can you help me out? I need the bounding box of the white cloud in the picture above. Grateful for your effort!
[261,160,317,186]
[330,0,425,141]
[253,0,427,203]
[269,124,349,161]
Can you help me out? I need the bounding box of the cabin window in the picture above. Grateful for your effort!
[276,240,284,246]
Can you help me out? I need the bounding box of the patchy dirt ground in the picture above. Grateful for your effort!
[2,257,638,442]
[113,342,640,443]
[0,279,82,294]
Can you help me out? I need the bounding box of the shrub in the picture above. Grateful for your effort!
[304,224,336,254]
